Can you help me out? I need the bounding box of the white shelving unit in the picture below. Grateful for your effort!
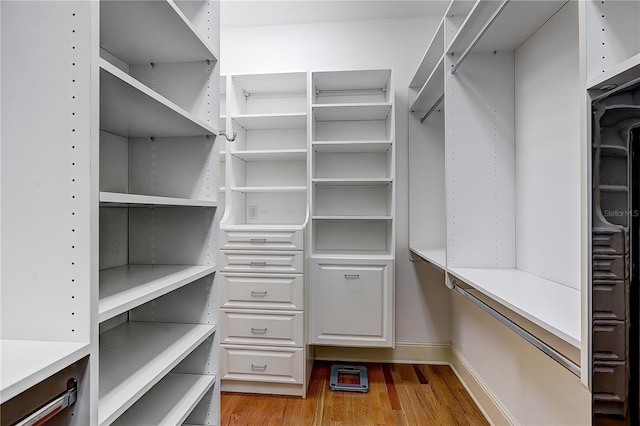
[219,71,311,397]
[309,69,395,348]
[409,0,584,377]
[1,1,221,424]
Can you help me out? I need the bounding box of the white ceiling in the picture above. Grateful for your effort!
[220,0,449,29]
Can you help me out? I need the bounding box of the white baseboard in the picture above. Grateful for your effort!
[449,345,516,426]
[313,342,515,426]
[313,341,451,364]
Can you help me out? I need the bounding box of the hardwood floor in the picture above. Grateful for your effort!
[221,361,489,425]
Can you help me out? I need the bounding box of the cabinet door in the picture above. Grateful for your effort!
[310,259,393,347]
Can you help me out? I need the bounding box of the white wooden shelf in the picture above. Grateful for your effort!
[232,113,307,130]
[312,140,392,153]
[99,192,218,208]
[312,178,392,186]
[410,247,446,271]
[588,53,640,90]
[111,373,215,426]
[99,322,215,426]
[100,0,218,65]
[312,103,392,121]
[447,0,566,56]
[230,149,307,161]
[410,19,444,89]
[231,186,307,193]
[0,340,90,404]
[312,249,393,259]
[223,223,305,232]
[447,267,581,348]
[313,215,392,220]
[410,55,444,112]
[99,265,217,322]
[100,59,217,138]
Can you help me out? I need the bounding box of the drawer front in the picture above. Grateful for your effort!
[220,345,303,384]
[220,251,303,274]
[220,310,303,347]
[220,274,304,310]
[222,229,304,251]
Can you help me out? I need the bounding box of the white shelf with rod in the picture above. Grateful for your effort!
[409,247,446,272]
[99,192,218,208]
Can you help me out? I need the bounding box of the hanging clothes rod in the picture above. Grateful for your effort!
[14,379,78,426]
[450,280,581,377]
[450,0,510,75]
[420,94,445,123]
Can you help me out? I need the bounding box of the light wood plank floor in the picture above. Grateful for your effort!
[221,361,489,425]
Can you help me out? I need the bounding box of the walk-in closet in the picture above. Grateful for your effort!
[2,1,639,425]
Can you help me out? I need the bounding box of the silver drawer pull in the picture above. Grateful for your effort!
[251,327,267,334]
[250,261,267,267]
[250,238,267,244]
[251,363,267,370]
[344,274,360,279]
[251,290,268,297]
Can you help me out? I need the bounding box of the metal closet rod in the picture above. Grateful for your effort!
[15,379,78,426]
[450,0,510,75]
[450,281,581,377]
[420,94,444,123]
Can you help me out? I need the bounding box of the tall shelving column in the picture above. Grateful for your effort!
[97,1,221,425]
[219,72,311,397]
[1,2,96,424]
[309,69,395,348]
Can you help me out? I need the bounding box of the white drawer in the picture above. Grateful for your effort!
[220,345,303,384]
[220,251,303,274]
[220,309,303,347]
[222,229,304,251]
[220,274,304,310]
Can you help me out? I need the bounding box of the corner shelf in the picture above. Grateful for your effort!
[99,192,217,208]
[410,247,446,272]
[0,340,90,404]
[111,373,216,426]
[99,265,217,322]
[100,0,219,64]
[447,267,581,348]
[100,59,217,138]
[99,322,216,426]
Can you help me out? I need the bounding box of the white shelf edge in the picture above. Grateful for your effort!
[587,53,640,90]
[99,58,218,136]
[222,223,305,231]
[111,373,215,426]
[447,267,581,348]
[312,178,392,185]
[312,216,392,220]
[409,54,445,112]
[409,247,446,271]
[311,102,392,109]
[311,250,394,260]
[1,340,90,403]
[99,264,217,323]
[99,192,218,208]
[230,186,307,193]
[229,149,307,161]
[98,322,216,426]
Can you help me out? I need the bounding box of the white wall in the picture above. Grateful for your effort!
[221,16,452,344]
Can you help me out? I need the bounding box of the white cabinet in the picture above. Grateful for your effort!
[1,1,221,424]
[310,259,393,347]
[219,72,310,397]
[309,69,396,348]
